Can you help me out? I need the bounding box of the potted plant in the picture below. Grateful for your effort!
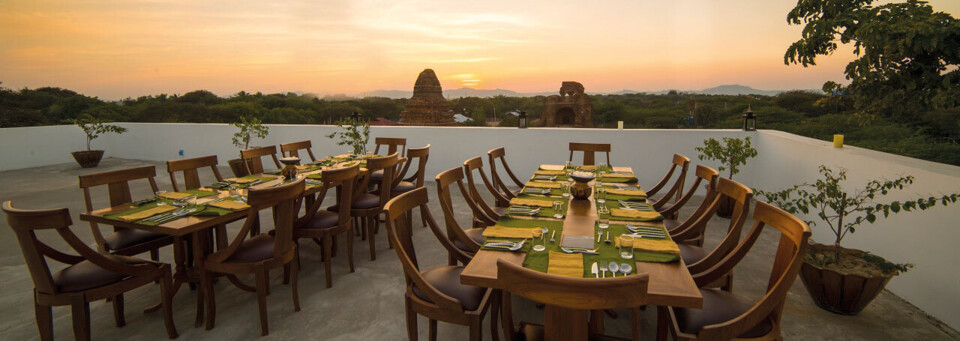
[757,166,958,315]
[326,117,370,155]
[69,115,127,168]
[695,136,758,217]
[227,117,269,177]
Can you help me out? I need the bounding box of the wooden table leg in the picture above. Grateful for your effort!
[145,236,191,313]
[544,305,588,341]
[192,230,210,327]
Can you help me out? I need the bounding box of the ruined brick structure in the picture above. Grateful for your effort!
[541,81,593,127]
[399,69,455,126]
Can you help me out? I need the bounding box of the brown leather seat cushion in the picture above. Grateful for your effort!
[328,193,381,211]
[53,255,148,292]
[678,244,707,265]
[663,218,680,233]
[391,181,417,195]
[673,288,773,338]
[225,234,276,263]
[299,210,340,230]
[493,206,506,216]
[104,228,169,251]
[370,169,384,182]
[411,266,485,311]
[453,228,486,252]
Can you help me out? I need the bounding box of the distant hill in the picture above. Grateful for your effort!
[697,84,783,96]
[362,84,819,99]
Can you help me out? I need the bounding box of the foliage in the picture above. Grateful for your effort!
[695,136,758,179]
[784,0,960,121]
[70,114,127,151]
[230,116,269,150]
[756,165,959,267]
[326,118,370,155]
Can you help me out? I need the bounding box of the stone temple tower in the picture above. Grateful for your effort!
[541,81,593,127]
[399,69,455,126]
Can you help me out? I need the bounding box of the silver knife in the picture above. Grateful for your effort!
[591,262,599,279]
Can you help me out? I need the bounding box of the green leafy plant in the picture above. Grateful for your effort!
[756,165,959,269]
[70,114,127,151]
[696,136,758,179]
[231,116,269,150]
[326,118,370,155]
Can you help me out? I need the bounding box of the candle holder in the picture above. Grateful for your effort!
[568,171,595,200]
[280,157,301,180]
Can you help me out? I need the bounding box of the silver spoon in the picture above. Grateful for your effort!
[608,261,620,278]
[620,263,633,276]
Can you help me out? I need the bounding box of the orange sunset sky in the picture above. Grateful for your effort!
[2,0,958,99]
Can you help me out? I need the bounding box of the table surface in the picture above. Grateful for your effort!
[460,165,703,309]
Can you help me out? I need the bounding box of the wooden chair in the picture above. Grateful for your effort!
[279,140,317,162]
[383,187,498,341]
[681,177,753,292]
[487,147,525,201]
[294,164,360,288]
[3,201,177,341]
[166,155,230,250]
[241,145,282,175]
[659,165,719,225]
[79,166,174,260]
[329,153,399,261]
[436,167,488,265]
[568,142,611,166]
[463,157,507,226]
[657,201,811,341]
[374,137,407,157]
[200,179,305,336]
[497,259,649,341]
[391,144,430,227]
[666,166,721,247]
[647,154,690,206]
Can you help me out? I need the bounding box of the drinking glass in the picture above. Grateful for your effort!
[619,234,635,259]
[532,229,545,252]
[565,161,573,170]
[595,186,606,204]
[552,201,564,219]
[229,184,240,197]
[561,182,570,197]
[598,215,609,230]
[598,162,608,173]
[154,190,167,205]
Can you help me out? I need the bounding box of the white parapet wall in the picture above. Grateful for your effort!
[1,123,958,328]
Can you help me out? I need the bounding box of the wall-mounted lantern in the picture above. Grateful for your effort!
[518,111,528,129]
[742,106,757,131]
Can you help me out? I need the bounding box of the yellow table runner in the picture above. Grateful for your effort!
[611,208,662,220]
[160,192,193,200]
[510,198,555,208]
[210,201,251,210]
[615,236,681,255]
[603,173,637,178]
[534,169,566,176]
[547,251,584,278]
[482,225,537,239]
[226,177,259,184]
[525,181,562,189]
[117,206,176,222]
[607,188,647,197]
[579,165,597,171]
[539,164,565,171]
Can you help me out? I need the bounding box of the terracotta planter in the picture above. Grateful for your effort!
[71,150,105,168]
[227,159,250,177]
[799,245,895,315]
[716,196,734,218]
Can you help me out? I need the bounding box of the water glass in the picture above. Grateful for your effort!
[552,201,564,219]
[595,186,606,204]
[598,162,608,173]
[154,190,167,205]
[598,215,609,230]
[564,161,573,170]
[619,235,635,259]
[228,184,240,197]
[532,229,546,252]
[561,182,570,197]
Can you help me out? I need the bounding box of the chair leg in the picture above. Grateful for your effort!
[631,307,641,341]
[255,266,270,336]
[501,291,515,341]
[323,235,334,288]
[291,258,301,312]
[70,297,90,341]
[428,319,438,341]
[150,248,159,262]
[405,298,418,341]
[215,224,228,250]
[159,266,178,339]
[347,227,356,273]
[112,293,125,327]
[656,306,669,341]
[420,205,428,228]
[202,268,217,330]
[490,290,500,341]
[34,292,53,341]
[367,217,377,261]
[469,318,482,341]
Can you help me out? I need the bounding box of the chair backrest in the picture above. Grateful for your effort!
[78,166,161,250]
[647,154,690,198]
[241,146,282,175]
[497,259,649,310]
[692,201,811,340]
[212,180,305,263]
[166,155,223,192]
[462,157,506,225]
[366,153,400,207]
[393,144,430,189]
[374,137,407,157]
[435,167,489,255]
[280,140,316,162]
[658,165,718,218]
[668,166,722,244]
[687,177,753,275]
[298,164,359,234]
[568,142,611,166]
[487,147,525,197]
[383,187,473,312]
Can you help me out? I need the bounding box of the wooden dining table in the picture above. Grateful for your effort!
[460,165,703,340]
[78,156,380,327]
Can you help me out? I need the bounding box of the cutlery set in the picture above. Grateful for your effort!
[141,207,199,225]
[593,261,633,278]
[483,240,527,251]
[626,224,667,239]
[618,200,654,211]
[507,206,540,216]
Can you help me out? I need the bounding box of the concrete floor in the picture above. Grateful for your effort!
[0,158,957,340]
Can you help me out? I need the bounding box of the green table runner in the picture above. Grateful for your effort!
[600,201,664,222]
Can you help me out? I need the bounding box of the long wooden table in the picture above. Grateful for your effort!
[460,165,702,340]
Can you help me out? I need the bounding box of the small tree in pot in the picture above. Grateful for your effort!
[70,115,127,168]
[696,136,758,217]
[326,117,370,155]
[757,166,959,315]
[227,117,269,177]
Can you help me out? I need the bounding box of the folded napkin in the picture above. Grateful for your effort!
[579,165,597,171]
[510,197,555,208]
[611,208,663,220]
[525,181,562,189]
[334,153,352,159]
[602,173,637,179]
[160,192,193,200]
[482,225,537,239]
[210,200,251,210]
[534,169,566,176]
[118,205,176,222]
[226,177,259,184]
[539,164,565,171]
[547,251,584,278]
[607,188,647,197]
[615,235,680,255]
